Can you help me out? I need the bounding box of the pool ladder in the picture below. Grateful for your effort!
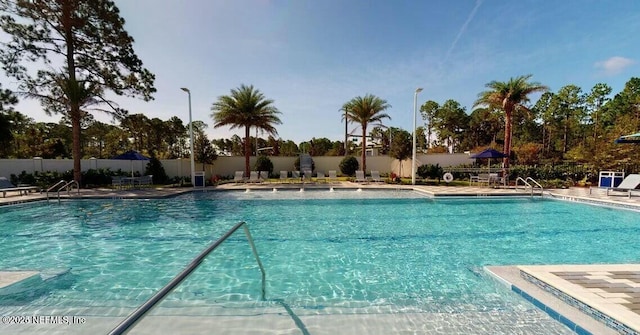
[46,180,80,203]
[108,221,266,335]
[515,177,544,196]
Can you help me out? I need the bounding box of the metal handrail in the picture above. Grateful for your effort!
[515,177,530,190]
[108,221,266,335]
[526,177,543,193]
[515,177,543,196]
[58,180,79,198]
[46,180,67,200]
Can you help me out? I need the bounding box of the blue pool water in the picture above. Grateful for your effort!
[1,189,639,332]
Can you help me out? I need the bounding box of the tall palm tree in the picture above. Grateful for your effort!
[211,84,281,176]
[341,94,391,173]
[474,75,547,168]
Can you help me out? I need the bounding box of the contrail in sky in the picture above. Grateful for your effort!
[442,0,483,64]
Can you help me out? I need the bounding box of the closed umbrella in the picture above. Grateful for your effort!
[112,150,150,177]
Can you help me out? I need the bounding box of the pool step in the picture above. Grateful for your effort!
[0,268,71,301]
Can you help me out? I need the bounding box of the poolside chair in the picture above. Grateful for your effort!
[259,171,269,182]
[291,171,301,183]
[280,171,289,183]
[316,171,327,183]
[302,169,313,183]
[606,174,640,197]
[328,170,338,183]
[0,177,39,197]
[233,171,245,183]
[371,171,382,183]
[355,170,367,183]
[248,171,261,183]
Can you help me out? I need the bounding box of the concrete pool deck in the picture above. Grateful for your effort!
[1,183,639,334]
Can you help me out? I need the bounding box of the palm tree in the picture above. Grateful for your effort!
[474,75,548,168]
[341,94,391,173]
[211,85,281,176]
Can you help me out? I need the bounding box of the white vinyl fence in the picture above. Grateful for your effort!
[0,153,473,181]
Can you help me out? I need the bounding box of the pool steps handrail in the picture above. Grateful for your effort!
[108,221,266,335]
[46,180,79,202]
[515,177,544,196]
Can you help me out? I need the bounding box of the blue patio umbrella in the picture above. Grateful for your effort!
[615,132,640,144]
[112,150,150,177]
[470,148,507,173]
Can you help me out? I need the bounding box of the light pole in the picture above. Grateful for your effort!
[411,87,423,185]
[180,87,195,187]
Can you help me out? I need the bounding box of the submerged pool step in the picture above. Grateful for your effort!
[0,268,72,302]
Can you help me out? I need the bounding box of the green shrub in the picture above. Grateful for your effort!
[339,156,359,176]
[417,164,444,181]
[255,156,274,176]
[145,156,169,184]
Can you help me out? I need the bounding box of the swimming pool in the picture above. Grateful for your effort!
[1,189,639,334]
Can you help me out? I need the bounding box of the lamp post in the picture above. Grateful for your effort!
[180,87,195,187]
[411,87,423,185]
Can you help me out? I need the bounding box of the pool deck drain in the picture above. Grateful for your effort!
[486,265,640,335]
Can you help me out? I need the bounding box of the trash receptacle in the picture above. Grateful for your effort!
[194,171,205,187]
[598,171,624,188]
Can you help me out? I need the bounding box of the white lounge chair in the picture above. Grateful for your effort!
[259,171,269,182]
[328,170,338,183]
[355,170,367,183]
[233,171,245,183]
[291,171,301,182]
[248,171,261,183]
[0,177,39,197]
[371,171,382,183]
[316,171,326,183]
[606,174,640,197]
[302,169,313,183]
[280,171,289,183]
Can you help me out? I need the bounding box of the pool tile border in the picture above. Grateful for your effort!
[510,282,593,335]
[520,270,637,335]
[518,265,640,335]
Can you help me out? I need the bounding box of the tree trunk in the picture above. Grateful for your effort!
[63,2,81,184]
[361,125,367,173]
[503,110,512,169]
[244,126,251,177]
[72,110,82,184]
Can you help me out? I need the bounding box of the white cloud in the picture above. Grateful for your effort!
[594,56,635,76]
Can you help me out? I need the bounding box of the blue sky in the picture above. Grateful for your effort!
[6,0,640,143]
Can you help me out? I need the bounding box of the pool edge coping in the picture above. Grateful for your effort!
[485,266,617,335]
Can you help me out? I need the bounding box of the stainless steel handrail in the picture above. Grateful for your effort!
[57,180,79,202]
[46,180,66,199]
[108,221,266,335]
[515,177,530,190]
[525,177,544,195]
[515,177,543,196]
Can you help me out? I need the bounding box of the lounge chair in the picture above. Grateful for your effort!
[134,175,153,188]
[248,171,261,183]
[0,177,39,197]
[371,171,382,183]
[259,171,269,182]
[328,170,338,183]
[316,171,326,183]
[291,171,301,182]
[355,170,367,183]
[606,174,640,197]
[233,171,245,183]
[112,176,125,189]
[302,169,313,183]
[280,171,289,183]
